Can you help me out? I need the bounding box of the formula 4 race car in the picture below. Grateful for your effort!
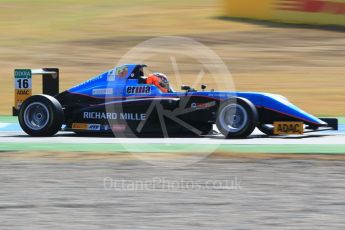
[13,64,338,138]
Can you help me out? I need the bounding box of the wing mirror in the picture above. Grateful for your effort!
[181,85,191,91]
[181,85,197,92]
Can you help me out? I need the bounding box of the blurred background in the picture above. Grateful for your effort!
[0,0,344,115]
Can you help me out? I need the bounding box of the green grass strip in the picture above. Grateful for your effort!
[0,115,18,123]
[0,143,345,154]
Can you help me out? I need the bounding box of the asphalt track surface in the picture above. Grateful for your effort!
[1,119,345,229]
[1,155,345,229]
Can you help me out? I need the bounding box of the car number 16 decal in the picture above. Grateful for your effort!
[14,69,32,110]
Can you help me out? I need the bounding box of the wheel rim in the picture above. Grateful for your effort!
[23,102,50,130]
[219,104,248,133]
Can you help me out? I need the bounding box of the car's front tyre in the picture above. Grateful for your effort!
[216,97,258,138]
[18,94,64,137]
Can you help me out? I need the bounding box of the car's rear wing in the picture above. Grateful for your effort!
[13,68,59,116]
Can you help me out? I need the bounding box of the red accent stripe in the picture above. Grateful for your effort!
[260,106,321,125]
[88,97,178,107]
[67,91,224,101]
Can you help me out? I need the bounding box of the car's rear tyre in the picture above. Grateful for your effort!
[18,94,64,137]
[257,124,275,136]
[216,97,258,139]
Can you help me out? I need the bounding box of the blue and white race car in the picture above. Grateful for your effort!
[14,64,337,138]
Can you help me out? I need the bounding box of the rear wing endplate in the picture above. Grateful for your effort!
[13,68,59,116]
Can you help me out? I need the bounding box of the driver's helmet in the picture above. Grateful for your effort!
[146,72,169,93]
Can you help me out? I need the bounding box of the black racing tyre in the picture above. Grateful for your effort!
[257,124,275,136]
[216,97,258,139]
[18,94,64,137]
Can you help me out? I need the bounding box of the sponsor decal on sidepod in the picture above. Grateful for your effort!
[83,112,146,121]
[72,123,101,131]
